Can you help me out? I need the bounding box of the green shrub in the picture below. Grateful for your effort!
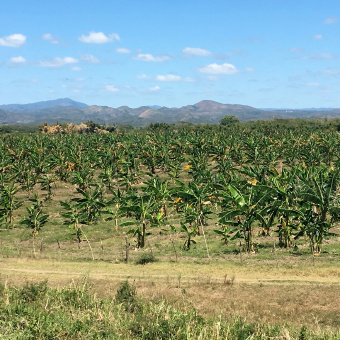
[135,252,157,265]
[19,280,48,302]
[115,280,139,312]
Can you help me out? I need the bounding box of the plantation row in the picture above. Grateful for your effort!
[0,123,339,256]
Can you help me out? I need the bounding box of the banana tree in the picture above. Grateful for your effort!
[145,176,171,217]
[181,222,197,250]
[0,183,23,228]
[219,183,270,253]
[60,200,83,243]
[71,167,94,192]
[173,180,214,258]
[295,167,339,253]
[105,188,126,231]
[124,194,160,248]
[38,174,57,201]
[20,194,48,236]
[259,173,301,247]
[59,200,95,260]
[20,195,49,256]
[72,185,106,224]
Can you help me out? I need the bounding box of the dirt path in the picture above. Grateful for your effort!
[1,257,339,286]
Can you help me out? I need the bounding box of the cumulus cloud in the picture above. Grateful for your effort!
[0,33,26,47]
[136,74,194,82]
[78,32,120,44]
[116,47,130,54]
[42,33,60,44]
[324,17,338,24]
[10,56,26,64]
[157,74,194,82]
[198,63,238,75]
[39,57,78,67]
[138,86,161,93]
[105,85,119,92]
[81,54,100,63]
[155,74,182,82]
[182,47,212,57]
[314,34,323,40]
[134,53,170,62]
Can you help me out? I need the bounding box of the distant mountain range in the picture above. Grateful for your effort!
[0,98,339,126]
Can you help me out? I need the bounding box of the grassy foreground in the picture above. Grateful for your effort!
[1,257,340,339]
[0,277,339,340]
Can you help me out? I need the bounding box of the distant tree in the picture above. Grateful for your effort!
[86,120,101,132]
[220,115,240,126]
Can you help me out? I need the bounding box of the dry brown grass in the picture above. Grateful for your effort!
[1,258,340,330]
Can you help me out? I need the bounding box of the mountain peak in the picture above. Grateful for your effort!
[0,98,88,113]
[194,100,225,111]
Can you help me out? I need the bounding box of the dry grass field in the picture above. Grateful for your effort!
[1,254,340,331]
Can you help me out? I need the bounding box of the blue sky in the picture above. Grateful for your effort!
[1,0,340,108]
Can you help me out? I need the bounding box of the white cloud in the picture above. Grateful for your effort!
[148,86,160,92]
[10,56,26,64]
[138,86,160,93]
[155,74,182,82]
[324,17,338,24]
[182,47,212,57]
[134,53,170,62]
[42,33,60,44]
[198,63,238,75]
[105,85,119,92]
[314,34,323,40]
[136,74,149,79]
[39,57,78,67]
[116,47,130,54]
[245,67,255,73]
[0,33,26,47]
[78,32,120,44]
[137,74,194,82]
[81,54,100,63]
[71,66,82,71]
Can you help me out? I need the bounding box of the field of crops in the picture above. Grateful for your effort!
[0,120,340,338]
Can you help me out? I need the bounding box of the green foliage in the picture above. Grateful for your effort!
[0,280,339,339]
[135,252,157,265]
[19,280,48,302]
[220,115,240,126]
[115,280,137,305]
[20,194,49,236]
[0,120,339,259]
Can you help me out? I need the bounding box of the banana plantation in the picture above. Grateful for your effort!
[0,121,339,259]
